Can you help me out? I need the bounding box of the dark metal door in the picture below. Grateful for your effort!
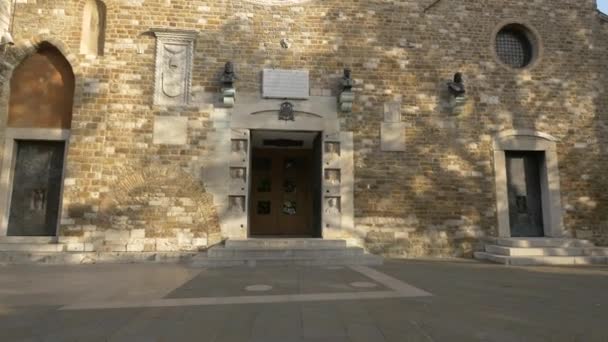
[8,141,65,236]
[506,151,544,237]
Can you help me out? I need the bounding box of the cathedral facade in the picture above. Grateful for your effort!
[0,0,607,259]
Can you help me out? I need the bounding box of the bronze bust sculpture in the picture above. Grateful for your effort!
[220,61,237,86]
[447,72,465,97]
[341,67,354,91]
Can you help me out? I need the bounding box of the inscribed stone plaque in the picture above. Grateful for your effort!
[381,122,406,152]
[263,69,309,99]
[153,116,188,145]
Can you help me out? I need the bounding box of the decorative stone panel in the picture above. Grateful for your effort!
[151,28,197,106]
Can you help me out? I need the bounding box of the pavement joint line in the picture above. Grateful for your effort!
[58,267,432,311]
[349,265,433,296]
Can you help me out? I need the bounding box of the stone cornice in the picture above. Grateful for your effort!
[150,28,199,41]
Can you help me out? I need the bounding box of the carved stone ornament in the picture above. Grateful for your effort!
[279,102,295,121]
[151,28,198,106]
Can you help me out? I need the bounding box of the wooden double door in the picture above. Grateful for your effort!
[249,148,320,237]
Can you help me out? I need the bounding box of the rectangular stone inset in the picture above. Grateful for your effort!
[384,102,402,123]
[263,69,309,99]
[381,122,406,152]
[153,116,188,145]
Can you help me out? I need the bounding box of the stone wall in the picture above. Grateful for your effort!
[0,0,10,35]
[0,0,607,255]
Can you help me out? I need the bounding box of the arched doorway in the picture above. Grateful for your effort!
[0,42,74,236]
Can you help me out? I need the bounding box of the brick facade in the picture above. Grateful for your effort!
[0,0,607,257]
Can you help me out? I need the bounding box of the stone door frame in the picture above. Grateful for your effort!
[0,128,71,236]
[493,129,565,238]
[209,93,357,244]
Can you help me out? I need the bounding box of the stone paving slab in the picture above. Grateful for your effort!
[1,260,608,341]
[166,265,390,298]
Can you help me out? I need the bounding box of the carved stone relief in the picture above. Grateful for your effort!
[231,140,248,157]
[230,167,247,189]
[151,28,197,106]
[325,142,340,159]
[228,196,246,215]
[325,197,341,215]
[325,169,341,186]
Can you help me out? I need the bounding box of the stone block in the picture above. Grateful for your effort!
[127,243,145,252]
[380,122,406,152]
[103,243,127,252]
[153,116,188,145]
[130,229,146,239]
[384,101,402,123]
[156,238,179,252]
[58,236,83,244]
[105,229,130,242]
[192,237,208,247]
[64,243,84,252]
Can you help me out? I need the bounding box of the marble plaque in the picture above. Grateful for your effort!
[153,116,188,145]
[263,69,309,99]
[151,28,198,106]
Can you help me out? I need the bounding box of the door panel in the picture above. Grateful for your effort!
[7,140,65,236]
[250,148,314,236]
[506,151,544,237]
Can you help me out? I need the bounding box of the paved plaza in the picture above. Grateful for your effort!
[1,260,607,341]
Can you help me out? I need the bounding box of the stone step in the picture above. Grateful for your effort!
[0,236,58,244]
[485,245,587,257]
[0,252,196,265]
[495,238,594,248]
[191,253,382,268]
[0,243,64,252]
[208,246,364,259]
[587,248,608,256]
[475,252,608,266]
[225,239,347,249]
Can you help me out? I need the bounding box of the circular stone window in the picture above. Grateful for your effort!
[495,24,538,69]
